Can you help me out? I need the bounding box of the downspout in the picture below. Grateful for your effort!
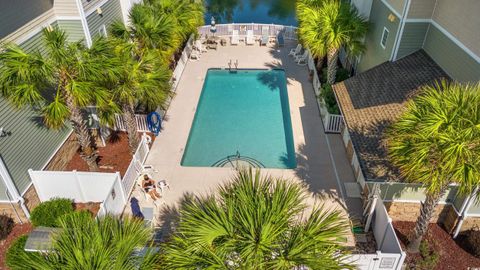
[5,189,23,224]
[0,158,30,221]
[453,187,478,238]
[391,0,411,61]
[75,0,93,48]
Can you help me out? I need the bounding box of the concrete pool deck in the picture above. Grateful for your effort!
[126,40,363,244]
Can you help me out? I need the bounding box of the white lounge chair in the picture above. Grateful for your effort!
[231,30,239,45]
[295,50,308,62]
[194,40,207,53]
[289,44,302,57]
[246,30,255,45]
[260,27,269,46]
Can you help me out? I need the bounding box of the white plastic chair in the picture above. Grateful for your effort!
[194,40,207,53]
[289,44,302,57]
[231,30,239,45]
[295,50,308,62]
[246,30,255,45]
[157,180,170,194]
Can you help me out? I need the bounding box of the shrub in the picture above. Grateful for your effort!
[320,67,350,83]
[6,235,40,270]
[319,84,340,115]
[414,241,439,270]
[463,228,480,258]
[0,214,14,240]
[30,198,74,227]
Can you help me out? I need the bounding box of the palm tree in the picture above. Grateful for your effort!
[107,41,172,153]
[146,0,205,43]
[296,0,327,71]
[110,3,177,60]
[160,169,352,269]
[14,212,158,269]
[388,80,480,252]
[0,28,118,171]
[298,0,368,84]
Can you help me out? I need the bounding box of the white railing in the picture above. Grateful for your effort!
[198,23,297,40]
[121,134,151,197]
[113,114,149,132]
[306,49,345,134]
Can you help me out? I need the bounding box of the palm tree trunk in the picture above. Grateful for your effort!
[326,48,339,85]
[122,103,140,154]
[65,92,99,171]
[407,184,448,252]
[316,56,324,72]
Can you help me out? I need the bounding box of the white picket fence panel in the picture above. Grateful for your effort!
[113,114,149,132]
[121,135,150,197]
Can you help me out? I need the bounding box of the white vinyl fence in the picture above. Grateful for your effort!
[198,23,298,40]
[306,51,345,133]
[28,170,127,216]
[347,197,406,270]
[121,134,151,198]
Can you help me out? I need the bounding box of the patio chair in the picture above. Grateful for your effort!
[231,30,239,45]
[136,173,159,206]
[289,44,302,57]
[190,50,200,61]
[246,30,255,45]
[157,180,170,194]
[260,27,269,46]
[194,40,207,53]
[276,33,284,47]
[295,50,309,66]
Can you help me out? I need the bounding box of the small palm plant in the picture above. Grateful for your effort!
[0,28,118,171]
[298,0,368,84]
[388,80,480,252]
[13,212,158,269]
[107,41,172,153]
[160,169,352,269]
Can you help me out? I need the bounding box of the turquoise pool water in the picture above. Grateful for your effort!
[181,69,296,169]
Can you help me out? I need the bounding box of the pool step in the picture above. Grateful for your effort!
[212,155,265,168]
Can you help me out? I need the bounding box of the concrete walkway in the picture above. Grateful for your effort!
[127,39,363,243]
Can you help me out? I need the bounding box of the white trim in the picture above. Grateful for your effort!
[0,158,21,200]
[0,200,18,203]
[392,0,411,60]
[380,0,402,18]
[380,27,389,49]
[85,0,110,16]
[75,0,92,47]
[466,213,480,218]
[402,19,480,64]
[55,16,82,21]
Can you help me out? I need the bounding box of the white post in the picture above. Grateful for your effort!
[453,187,478,238]
[364,196,377,232]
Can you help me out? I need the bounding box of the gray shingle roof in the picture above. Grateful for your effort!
[333,50,448,181]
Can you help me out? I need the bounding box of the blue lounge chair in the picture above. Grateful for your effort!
[276,33,284,47]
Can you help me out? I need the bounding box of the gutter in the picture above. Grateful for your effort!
[453,187,478,238]
[391,0,411,61]
[0,157,30,221]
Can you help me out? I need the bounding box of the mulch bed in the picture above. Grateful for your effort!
[393,221,480,270]
[0,223,33,270]
[66,131,155,176]
[75,202,101,217]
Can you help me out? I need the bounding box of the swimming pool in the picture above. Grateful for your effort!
[181,69,296,169]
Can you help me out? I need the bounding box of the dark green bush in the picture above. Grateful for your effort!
[30,198,74,227]
[463,229,480,258]
[320,67,350,83]
[6,235,40,270]
[320,84,340,115]
[0,214,14,240]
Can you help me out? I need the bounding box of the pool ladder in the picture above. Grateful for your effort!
[228,59,238,71]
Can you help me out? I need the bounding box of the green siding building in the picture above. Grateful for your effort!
[0,0,136,222]
[353,0,480,83]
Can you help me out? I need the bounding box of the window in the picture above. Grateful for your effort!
[380,27,389,49]
[98,24,107,37]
